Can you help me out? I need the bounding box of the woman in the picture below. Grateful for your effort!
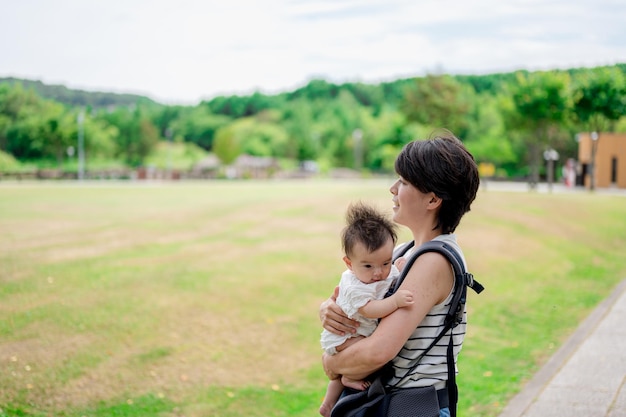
[320,131,480,417]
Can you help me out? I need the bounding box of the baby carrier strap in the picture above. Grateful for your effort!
[388,240,484,417]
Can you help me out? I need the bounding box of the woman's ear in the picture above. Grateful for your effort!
[427,193,442,209]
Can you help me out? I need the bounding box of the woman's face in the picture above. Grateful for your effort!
[390,176,430,227]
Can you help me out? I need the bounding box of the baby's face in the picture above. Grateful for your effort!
[345,238,394,284]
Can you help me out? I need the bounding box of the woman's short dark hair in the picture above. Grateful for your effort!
[394,130,479,234]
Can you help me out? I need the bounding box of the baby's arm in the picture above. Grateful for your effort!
[358,290,414,319]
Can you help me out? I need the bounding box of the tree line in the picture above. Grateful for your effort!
[1,64,625,181]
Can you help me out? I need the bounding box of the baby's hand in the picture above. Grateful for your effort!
[394,289,414,308]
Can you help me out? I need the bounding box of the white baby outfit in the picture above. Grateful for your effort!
[320,265,400,355]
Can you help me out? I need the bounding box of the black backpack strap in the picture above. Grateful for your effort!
[387,240,484,417]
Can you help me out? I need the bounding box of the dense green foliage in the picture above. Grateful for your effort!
[1,64,625,177]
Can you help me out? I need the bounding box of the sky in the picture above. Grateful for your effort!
[1,0,625,105]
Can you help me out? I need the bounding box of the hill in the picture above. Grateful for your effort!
[0,77,159,108]
[4,63,625,110]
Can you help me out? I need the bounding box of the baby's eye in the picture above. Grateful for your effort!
[364,265,372,269]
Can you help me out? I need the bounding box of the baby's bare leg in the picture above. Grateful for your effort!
[319,336,369,415]
[335,335,364,353]
[320,379,344,417]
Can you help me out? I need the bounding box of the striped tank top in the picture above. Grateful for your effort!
[388,234,467,391]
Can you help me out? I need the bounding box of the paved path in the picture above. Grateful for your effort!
[498,278,626,417]
[481,180,626,196]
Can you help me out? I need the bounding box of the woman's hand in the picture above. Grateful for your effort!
[319,286,359,335]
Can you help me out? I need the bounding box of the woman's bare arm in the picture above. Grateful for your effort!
[323,252,454,381]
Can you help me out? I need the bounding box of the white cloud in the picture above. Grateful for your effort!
[1,0,624,104]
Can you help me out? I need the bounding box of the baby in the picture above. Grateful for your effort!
[319,202,413,417]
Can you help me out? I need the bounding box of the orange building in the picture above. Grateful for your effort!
[577,132,626,189]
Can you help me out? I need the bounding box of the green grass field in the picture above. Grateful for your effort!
[1,180,625,417]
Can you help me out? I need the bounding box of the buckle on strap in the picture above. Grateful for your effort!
[465,273,484,294]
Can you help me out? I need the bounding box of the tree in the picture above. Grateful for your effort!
[287,79,340,101]
[219,111,289,158]
[359,109,407,171]
[39,101,75,165]
[304,90,368,168]
[343,82,385,114]
[572,67,626,189]
[100,107,160,167]
[464,94,517,170]
[504,70,573,187]
[1,83,45,158]
[81,116,118,160]
[281,99,318,161]
[3,93,77,165]
[174,106,231,151]
[205,92,282,118]
[213,125,241,165]
[137,119,160,165]
[401,74,474,138]
[152,105,182,138]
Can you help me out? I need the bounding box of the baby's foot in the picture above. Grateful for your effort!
[319,402,332,417]
[341,377,371,391]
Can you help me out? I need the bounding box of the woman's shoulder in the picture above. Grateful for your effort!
[432,233,458,246]
[432,234,467,268]
[395,235,461,258]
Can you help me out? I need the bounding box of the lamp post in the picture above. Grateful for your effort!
[165,127,173,179]
[77,111,85,181]
[543,148,559,192]
[589,131,599,191]
[352,129,363,171]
